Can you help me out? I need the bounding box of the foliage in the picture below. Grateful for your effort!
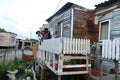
[0,62,9,79]
[25,60,34,78]
[30,38,37,42]
[28,47,33,51]
[8,61,17,71]
[63,60,71,65]
[0,58,34,79]
[25,69,33,77]
[0,28,6,32]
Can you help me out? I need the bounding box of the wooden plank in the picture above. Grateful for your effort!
[105,40,108,59]
[115,39,119,60]
[81,39,83,54]
[112,39,115,60]
[61,56,90,60]
[108,40,111,59]
[60,71,89,75]
[69,38,72,54]
[63,38,66,54]
[58,76,61,80]
[46,63,58,75]
[86,55,89,71]
[83,39,85,55]
[53,53,55,71]
[41,68,45,80]
[78,39,80,53]
[58,54,63,75]
[99,59,103,80]
[114,60,119,80]
[87,39,90,54]
[85,39,87,54]
[66,38,69,54]
[102,40,105,58]
[63,64,91,68]
[75,38,78,54]
[73,38,75,54]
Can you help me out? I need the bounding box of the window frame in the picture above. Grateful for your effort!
[99,19,111,41]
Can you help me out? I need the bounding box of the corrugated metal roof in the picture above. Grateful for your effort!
[95,0,120,9]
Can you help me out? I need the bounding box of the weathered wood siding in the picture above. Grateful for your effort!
[95,8,120,39]
[47,3,99,44]
[48,8,72,38]
[73,8,98,43]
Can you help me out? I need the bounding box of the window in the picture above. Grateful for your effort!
[55,22,63,38]
[99,20,110,40]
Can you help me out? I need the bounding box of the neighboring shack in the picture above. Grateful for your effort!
[94,0,120,73]
[95,0,120,40]
[46,2,99,44]
[0,32,17,48]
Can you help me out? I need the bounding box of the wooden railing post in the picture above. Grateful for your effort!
[40,68,45,80]
[114,60,119,80]
[58,75,61,80]
[99,59,103,80]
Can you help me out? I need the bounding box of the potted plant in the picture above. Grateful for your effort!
[6,61,18,80]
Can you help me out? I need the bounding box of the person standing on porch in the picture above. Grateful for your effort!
[43,28,51,39]
[36,30,43,45]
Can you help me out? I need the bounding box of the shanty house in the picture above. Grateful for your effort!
[46,2,98,43]
[95,0,120,40]
[95,0,120,74]
[0,32,17,48]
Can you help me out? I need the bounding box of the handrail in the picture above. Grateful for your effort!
[39,38,62,54]
[39,38,90,55]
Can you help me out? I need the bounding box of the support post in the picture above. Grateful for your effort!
[41,68,45,80]
[99,59,103,80]
[22,40,24,58]
[88,54,91,76]
[114,60,119,80]
[58,75,61,80]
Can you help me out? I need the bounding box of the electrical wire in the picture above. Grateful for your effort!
[54,0,62,13]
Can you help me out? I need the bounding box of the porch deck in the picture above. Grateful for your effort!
[36,38,91,76]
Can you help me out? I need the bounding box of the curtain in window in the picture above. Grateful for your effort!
[100,21,109,40]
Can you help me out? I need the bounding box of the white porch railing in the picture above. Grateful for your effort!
[63,38,90,55]
[102,39,120,60]
[37,38,91,75]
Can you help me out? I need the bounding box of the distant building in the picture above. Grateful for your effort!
[17,39,36,50]
[46,2,98,43]
[0,32,17,48]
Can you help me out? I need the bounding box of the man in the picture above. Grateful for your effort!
[43,28,51,39]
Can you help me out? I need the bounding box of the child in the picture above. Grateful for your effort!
[36,31,43,44]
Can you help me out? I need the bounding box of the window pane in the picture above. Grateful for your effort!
[100,21,109,40]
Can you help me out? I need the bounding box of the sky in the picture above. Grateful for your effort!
[0,0,107,39]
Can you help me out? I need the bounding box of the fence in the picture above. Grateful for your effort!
[102,39,119,60]
[100,39,120,80]
[37,38,91,76]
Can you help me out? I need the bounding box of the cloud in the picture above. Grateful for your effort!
[0,0,107,39]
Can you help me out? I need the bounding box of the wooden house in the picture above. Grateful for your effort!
[46,2,98,44]
[95,0,120,76]
[95,0,120,40]
[0,32,17,48]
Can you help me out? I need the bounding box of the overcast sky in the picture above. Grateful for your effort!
[0,0,107,39]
